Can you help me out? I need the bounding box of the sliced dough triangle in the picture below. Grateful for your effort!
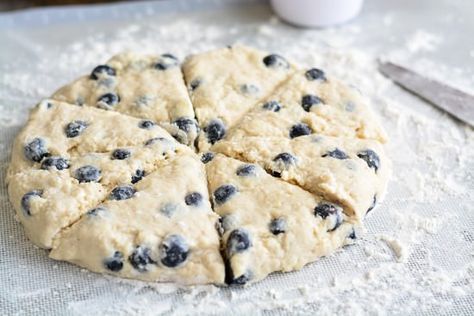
[7,136,185,249]
[205,154,358,285]
[8,99,176,177]
[224,68,387,143]
[50,151,224,285]
[212,135,391,220]
[51,52,198,146]
[182,44,295,151]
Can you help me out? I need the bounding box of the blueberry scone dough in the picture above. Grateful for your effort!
[224,68,387,143]
[50,151,225,285]
[51,52,198,147]
[205,154,358,285]
[212,135,390,220]
[182,45,295,151]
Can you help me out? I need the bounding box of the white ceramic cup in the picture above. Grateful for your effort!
[270,0,364,28]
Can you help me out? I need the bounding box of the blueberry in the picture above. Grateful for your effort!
[269,217,287,235]
[185,192,203,207]
[263,54,289,69]
[262,100,281,112]
[305,68,327,81]
[367,195,377,214]
[226,228,251,256]
[357,149,380,172]
[41,156,70,171]
[111,148,131,160]
[240,83,259,95]
[322,148,349,160]
[90,65,116,80]
[348,228,357,239]
[138,120,156,129]
[228,271,252,286]
[201,152,214,164]
[109,185,136,200]
[104,251,123,272]
[301,94,323,112]
[21,190,43,216]
[190,78,202,91]
[97,93,120,107]
[129,246,155,272]
[314,203,343,232]
[87,207,106,216]
[174,117,198,134]
[236,164,257,177]
[74,165,101,183]
[155,53,179,70]
[65,120,88,138]
[144,137,167,146]
[24,138,49,162]
[160,235,189,268]
[214,184,237,205]
[204,120,226,144]
[289,123,312,138]
[131,169,145,184]
[160,203,177,217]
[272,152,296,177]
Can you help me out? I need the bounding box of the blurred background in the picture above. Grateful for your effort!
[0,0,127,11]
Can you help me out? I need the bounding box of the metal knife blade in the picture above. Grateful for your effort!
[378,61,474,127]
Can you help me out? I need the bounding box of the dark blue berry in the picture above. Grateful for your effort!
[214,184,237,205]
[229,271,252,286]
[289,123,312,138]
[104,251,123,272]
[240,83,259,95]
[226,228,251,256]
[322,148,349,160]
[24,138,49,162]
[97,93,120,107]
[301,94,323,112]
[201,152,214,164]
[174,117,198,133]
[272,152,296,177]
[185,192,203,206]
[65,120,88,138]
[357,149,380,172]
[160,235,189,268]
[314,203,343,232]
[111,148,131,160]
[90,65,116,80]
[262,100,281,112]
[305,68,327,81]
[155,53,179,70]
[131,169,145,184]
[367,195,377,214]
[41,156,70,170]
[74,165,101,183]
[129,246,155,272]
[236,164,257,177]
[21,190,43,216]
[144,137,167,146]
[269,217,287,235]
[204,120,226,144]
[263,54,289,69]
[87,207,106,216]
[109,185,136,200]
[138,120,156,129]
[190,78,202,91]
[348,228,357,239]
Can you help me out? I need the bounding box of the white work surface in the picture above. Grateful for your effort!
[0,0,473,314]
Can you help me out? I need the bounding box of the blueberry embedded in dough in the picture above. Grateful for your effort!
[40,156,70,171]
[322,148,349,160]
[236,164,257,177]
[227,269,252,286]
[240,83,260,95]
[289,123,312,139]
[21,190,43,216]
[226,228,252,256]
[184,192,203,206]
[301,94,323,112]
[90,65,116,80]
[129,246,155,272]
[111,148,131,160]
[314,203,343,232]
[262,100,282,112]
[154,53,179,70]
[171,117,199,145]
[357,149,380,173]
[138,120,156,129]
[305,68,327,81]
[262,54,290,69]
[189,78,202,91]
[74,165,101,183]
[213,184,238,205]
[97,92,120,108]
[109,185,136,200]
[104,251,124,272]
[131,169,145,184]
[269,217,287,235]
[144,137,168,146]
[201,152,215,164]
[86,207,107,217]
[204,119,226,145]
[64,120,88,138]
[271,152,297,177]
[159,234,189,268]
[24,137,49,162]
